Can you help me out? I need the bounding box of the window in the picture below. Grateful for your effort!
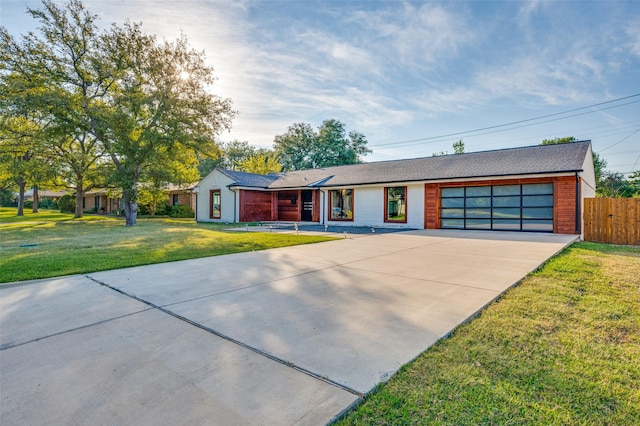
[329,189,353,220]
[385,186,407,223]
[172,194,179,206]
[440,183,554,232]
[210,189,221,219]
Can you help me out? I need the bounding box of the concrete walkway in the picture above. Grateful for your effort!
[0,230,577,425]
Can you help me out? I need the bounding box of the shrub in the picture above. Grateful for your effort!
[58,194,75,213]
[0,189,17,206]
[39,198,58,209]
[155,203,171,216]
[169,205,194,218]
[24,200,33,209]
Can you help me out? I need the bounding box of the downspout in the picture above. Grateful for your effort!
[320,190,325,225]
[229,187,238,223]
[194,191,198,221]
[575,172,581,234]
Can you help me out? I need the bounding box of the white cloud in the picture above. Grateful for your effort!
[627,19,640,58]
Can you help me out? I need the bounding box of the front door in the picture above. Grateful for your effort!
[301,190,313,221]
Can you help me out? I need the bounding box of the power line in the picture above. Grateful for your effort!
[370,93,640,148]
[599,129,640,152]
[383,100,640,150]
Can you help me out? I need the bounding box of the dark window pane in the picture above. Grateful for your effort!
[523,183,553,195]
[493,219,521,230]
[523,195,553,207]
[466,197,491,208]
[466,208,491,218]
[522,207,553,219]
[492,208,520,219]
[493,185,520,196]
[466,186,491,196]
[522,220,553,232]
[466,219,491,229]
[492,196,521,207]
[442,187,464,197]
[441,208,464,218]
[441,198,464,208]
[441,219,464,228]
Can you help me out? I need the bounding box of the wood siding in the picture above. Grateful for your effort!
[238,189,320,222]
[554,176,578,234]
[277,190,301,222]
[424,176,580,234]
[239,190,272,222]
[584,198,640,245]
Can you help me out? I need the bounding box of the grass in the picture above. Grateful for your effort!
[0,207,334,283]
[338,242,640,425]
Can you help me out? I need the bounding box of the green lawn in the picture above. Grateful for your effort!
[338,242,640,425]
[0,208,334,283]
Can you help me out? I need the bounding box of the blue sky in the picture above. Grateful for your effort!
[2,0,639,175]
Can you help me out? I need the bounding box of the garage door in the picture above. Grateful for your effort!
[440,183,554,232]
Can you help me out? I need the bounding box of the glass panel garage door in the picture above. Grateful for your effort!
[440,183,554,232]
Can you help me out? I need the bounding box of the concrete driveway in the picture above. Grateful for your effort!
[0,229,577,425]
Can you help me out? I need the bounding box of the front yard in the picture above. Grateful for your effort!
[0,208,334,283]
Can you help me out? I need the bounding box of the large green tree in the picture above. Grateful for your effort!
[1,0,235,226]
[274,119,371,171]
[1,0,115,218]
[95,23,233,225]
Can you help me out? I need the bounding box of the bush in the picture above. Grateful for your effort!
[155,203,171,216]
[0,189,17,207]
[24,200,33,209]
[58,194,75,213]
[169,205,195,218]
[39,198,58,209]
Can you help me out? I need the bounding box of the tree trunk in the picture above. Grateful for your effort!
[74,181,84,218]
[32,184,39,213]
[17,177,25,216]
[123,187,138,227]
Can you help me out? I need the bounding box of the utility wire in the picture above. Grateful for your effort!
[598,128,640,152]
[370,93,640,148]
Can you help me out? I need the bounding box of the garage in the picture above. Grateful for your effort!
[440,182,555,232]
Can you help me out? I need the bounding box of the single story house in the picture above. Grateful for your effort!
[82,184,196,214]
[194,141,596,235]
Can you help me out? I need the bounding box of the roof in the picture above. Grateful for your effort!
[217,141,592,189]
[218,169,280,188]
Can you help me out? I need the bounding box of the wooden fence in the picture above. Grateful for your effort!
[584,198,640,245]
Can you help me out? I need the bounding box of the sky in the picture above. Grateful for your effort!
[2,0,639,175]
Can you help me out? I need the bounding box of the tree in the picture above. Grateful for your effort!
[1,0,115,218]
[237,151,281,175]
[453,140,465,154]
[2,0,235,226]
[0,116,56,216]
[94,23,234,226]
[433,140,465,157]
[541,136,577,145]
[597,172,636,197]
[274,120,370,171]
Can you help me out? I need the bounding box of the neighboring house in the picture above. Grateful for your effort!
[167,184,197,210]
[23,189,67,202]
[83,189,121,214]
[83,184,196,214]
[195,141,596,236]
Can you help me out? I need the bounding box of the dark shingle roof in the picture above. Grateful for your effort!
[222,141,591,189]
[218,169,280,188]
